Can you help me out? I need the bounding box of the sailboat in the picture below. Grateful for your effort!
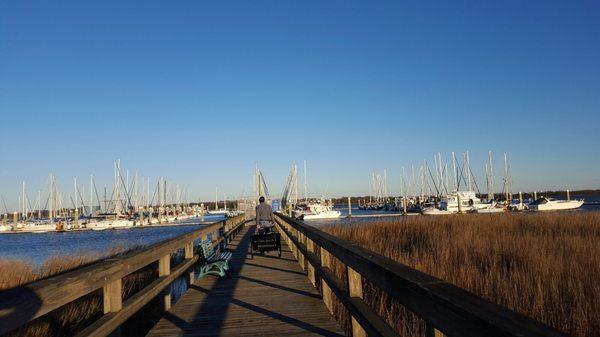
[476,151,505,213]
[288,161,341,220]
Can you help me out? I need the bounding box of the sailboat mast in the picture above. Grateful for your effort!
[294,164,298,204]
[49,173,54,225]
[465,151,471,191]
[488,150,494,201]
[303,160,308,202]
[437,153,443,194]
[74,177,78,213]
[400,168,404,197]
[452,152,458,191]
[89,174,93,216]
[503,153,511,202]
[22,181,25,220]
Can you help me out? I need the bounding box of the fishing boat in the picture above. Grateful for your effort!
[528,197,584,211]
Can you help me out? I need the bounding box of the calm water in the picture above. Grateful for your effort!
[306,194,600,227]
[0,215,225,265]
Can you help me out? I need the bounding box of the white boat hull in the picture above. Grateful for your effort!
[421,207,453,215]
[476,207,505,214]
[303,211,342,220]
[529,200,583,211]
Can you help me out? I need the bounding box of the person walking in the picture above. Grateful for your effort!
[255,196,273,231]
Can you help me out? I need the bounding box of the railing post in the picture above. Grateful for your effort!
[185,241,195,284]
[219,225,225,250]
[298,231,306,272]
[103,278,122,313]
[306,238,317,287]
[103,278,123,336]
[320,247,334,314]
[213,228,219,251]
[347,266,367,337]
[159,254,171,311]
[289,227,298,258]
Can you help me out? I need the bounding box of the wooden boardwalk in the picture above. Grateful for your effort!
[147,225,345,337]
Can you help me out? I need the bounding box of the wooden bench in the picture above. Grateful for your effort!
[198,240,232,277]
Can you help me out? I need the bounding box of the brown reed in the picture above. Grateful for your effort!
[322,211,600,337]
[0,245,162,337]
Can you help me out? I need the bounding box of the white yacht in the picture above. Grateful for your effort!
[442,191,488,213]
[422,191,492,215]
[294,202,341,220]
[528,197,584,211]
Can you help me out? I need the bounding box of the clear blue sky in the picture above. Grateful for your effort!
[1,1,599,210]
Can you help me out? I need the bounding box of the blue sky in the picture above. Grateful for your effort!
[1,1,599,210]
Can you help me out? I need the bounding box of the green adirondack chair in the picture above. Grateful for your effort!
[198,240,232,278]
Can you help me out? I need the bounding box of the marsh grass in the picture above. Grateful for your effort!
[0,245,175,337]
[322,212,600,337]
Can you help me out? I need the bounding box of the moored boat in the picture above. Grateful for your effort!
[421,207,453,215]
[294,202,341,220]
[528,197,584,211]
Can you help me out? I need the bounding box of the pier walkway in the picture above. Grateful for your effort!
[147,225,344,337]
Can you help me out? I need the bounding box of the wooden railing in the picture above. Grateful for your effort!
[274,213,569,337]
[0,214,248,336]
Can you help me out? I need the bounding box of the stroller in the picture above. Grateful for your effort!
[249,223,282,259]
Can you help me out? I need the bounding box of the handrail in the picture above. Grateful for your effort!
[274,212,569,337]
[0,214,248,336]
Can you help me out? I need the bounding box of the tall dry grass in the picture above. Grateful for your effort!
[322,211,600,337]
[0,246,166,337]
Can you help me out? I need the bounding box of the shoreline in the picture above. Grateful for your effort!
[0,216,224,235]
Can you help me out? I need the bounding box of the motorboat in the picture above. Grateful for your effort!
[294,202,341,220]
[421,207,452,215]
[475,201,505,214]
[528,197,584,211]
[476,206,505,214]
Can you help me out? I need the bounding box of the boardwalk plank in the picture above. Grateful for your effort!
[147,225,345,337]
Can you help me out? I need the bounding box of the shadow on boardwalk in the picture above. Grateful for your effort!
[148,225,345,336]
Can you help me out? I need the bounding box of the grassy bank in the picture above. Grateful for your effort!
[322,212,600,337]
